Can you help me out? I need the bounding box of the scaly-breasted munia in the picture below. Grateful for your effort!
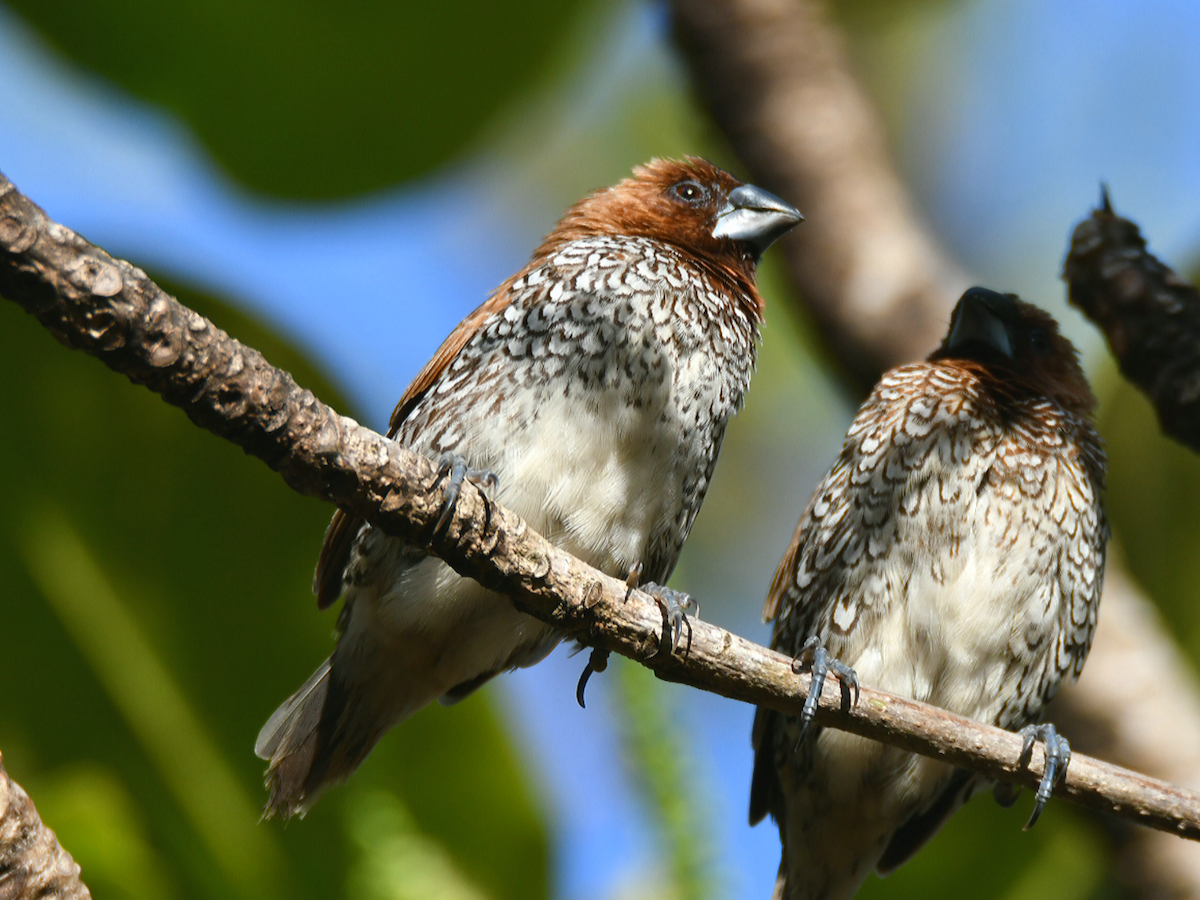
[256,157,803,816]
[750,288,1107,900]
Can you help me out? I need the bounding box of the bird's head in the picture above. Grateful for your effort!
[537,157,802,316]
[931,287,1096,417]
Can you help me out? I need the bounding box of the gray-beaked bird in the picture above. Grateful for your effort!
[750,288,1107,900]
[256,157,803,816]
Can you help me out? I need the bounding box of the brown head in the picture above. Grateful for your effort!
[929,287,1096,418]
[534,157,802,318]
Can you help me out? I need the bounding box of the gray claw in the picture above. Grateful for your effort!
[641,582,697,656]
[1017,723,1071,830]
[432,453,497,538]
[791,636,858,747]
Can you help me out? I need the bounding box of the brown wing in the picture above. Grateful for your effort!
[313,509,360,608]
[762,526,804,622]
[312,284,517,609]
[385,287,514,434]
[761,460,832,624]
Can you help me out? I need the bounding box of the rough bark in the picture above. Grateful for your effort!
[671,0,971,391]
[0,751,91,900]
[2,172,1199,844]
[1065,191,1200,453]
[667,0,1200,892]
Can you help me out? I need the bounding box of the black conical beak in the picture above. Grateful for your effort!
[946,287,1016,358]
[711,184,803,257]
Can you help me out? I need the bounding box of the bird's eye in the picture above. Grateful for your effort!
[1028,328,1051,354]
[669,180,707,205]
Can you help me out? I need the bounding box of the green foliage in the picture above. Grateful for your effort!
[855,784,1108,900]
[7,0,591,198]
[5,2,1185,896]
[614,658,717,900]
[1099,367,1200,663]
[0,286,547,900]
[345,790,493,900]
[831,0,964,33]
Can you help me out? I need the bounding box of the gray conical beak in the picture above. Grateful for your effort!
[711,184,803,257]
[946,287,1015,358]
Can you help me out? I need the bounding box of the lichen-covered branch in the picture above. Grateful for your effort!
[2,172,1199,843]
[1064,192,1200,453]
[0,751,91,900]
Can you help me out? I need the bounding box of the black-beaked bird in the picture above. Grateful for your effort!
[256,157,803,816]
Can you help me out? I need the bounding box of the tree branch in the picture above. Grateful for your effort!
[1056,564,1200,894]
[1065,192,1200,453]
[670,0,971,391]
[667,2,1200,891]
[0,751,91,900]
[2,174,1199,843]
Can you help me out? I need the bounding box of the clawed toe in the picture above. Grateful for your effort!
[433,453,498,537]
[791,636,858,746]
[993,723,1071,828]
[576,647,610,709]
[992,781,1021,809]
[1019,723,1071,830]
[642,582,698,656]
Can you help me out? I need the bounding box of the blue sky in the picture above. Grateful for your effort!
[3,1,1200,898]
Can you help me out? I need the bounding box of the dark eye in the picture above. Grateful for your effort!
[1028,328,1051,354]
[669,180,707,205]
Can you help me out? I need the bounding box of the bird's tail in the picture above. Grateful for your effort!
[254,649,436,817]
[255,658,338,817]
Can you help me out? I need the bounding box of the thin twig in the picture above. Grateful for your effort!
[1,173,1198,842]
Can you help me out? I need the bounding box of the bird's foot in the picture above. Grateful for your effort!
[576,647,610,709]
[1022,723,1071,829]
[578,571,652,710]
[577,563,646,708]
[642,582,698,656]
[432,453,498,539]
[791,636,859,746]
[620,562,698,656]
[993,723,1071,829]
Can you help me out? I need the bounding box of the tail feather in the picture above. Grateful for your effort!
[256,649,439,817]
[257,656,404,818]
[256,568,561,816]
[255,659,333,818]
[256,658,330,761]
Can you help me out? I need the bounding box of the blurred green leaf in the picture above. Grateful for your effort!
[20,506,288,899]
[7,0,592,198]
[0,283,547,900]
[359,689,549,900]
[27,765,175,900]
[346,789,492,900]
[996,812,1105,900]
[831,0,965,33]
[1099,368,1200,664]
[856,787,1109,900]
[614,657,716,900]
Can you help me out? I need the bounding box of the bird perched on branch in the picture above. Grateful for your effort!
[750,288,1107,900]
[255,157,803,816]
